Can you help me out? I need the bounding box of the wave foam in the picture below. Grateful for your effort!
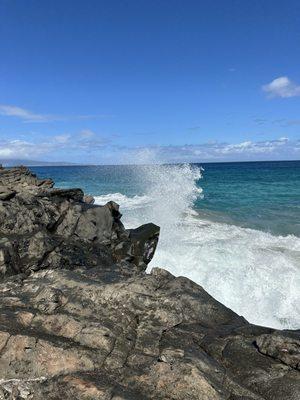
[94,193,149,210]
[95,164,300,329]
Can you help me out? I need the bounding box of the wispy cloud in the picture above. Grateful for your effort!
[188,126,201,132]
[262,76,300,98]
[276,119,300,127]
[253,118,267,126]
[80,129,95,138]
[253,116,300,127]
[0,104,112,123]
[0,105,51,122]
[120,137,299,163]
[53,134,71,144]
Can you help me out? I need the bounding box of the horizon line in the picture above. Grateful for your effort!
[1,158,300,168]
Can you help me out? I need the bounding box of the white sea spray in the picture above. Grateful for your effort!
[95,163,300,329]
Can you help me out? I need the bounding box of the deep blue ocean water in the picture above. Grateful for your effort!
[31,161,300,329]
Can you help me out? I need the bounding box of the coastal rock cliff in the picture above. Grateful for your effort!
[0,166,299,400]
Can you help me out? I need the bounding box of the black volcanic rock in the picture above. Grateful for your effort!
[0,166,299,400]
[0,167,159,279]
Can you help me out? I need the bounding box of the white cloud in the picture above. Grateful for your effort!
[0,139,46,159]
[0,105,51,122]
[262,76,300,98]
[215,137,289,155]
[0,131,111,160]
[0,148,14,157]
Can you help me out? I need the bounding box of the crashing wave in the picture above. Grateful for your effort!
[95,163,300,329]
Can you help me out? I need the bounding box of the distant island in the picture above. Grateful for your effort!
[0,159,78,167]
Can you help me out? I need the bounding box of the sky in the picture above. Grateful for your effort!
[0,0,300,164]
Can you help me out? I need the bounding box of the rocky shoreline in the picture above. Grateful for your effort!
[0,165,299,400]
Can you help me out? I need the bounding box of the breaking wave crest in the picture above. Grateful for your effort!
[95,163,300,329]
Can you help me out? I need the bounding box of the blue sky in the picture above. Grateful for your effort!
[0,0,300,163]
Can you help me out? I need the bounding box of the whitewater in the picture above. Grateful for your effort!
[94,164,300,330]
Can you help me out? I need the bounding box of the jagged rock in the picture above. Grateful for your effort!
[0,166,54,191]
[0,166,299,400]
[37,187,85,201]
[0,167,159,279]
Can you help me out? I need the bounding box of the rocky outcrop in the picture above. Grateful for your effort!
[0,166,159,279]
[0,166,299,400]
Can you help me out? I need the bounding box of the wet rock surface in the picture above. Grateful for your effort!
[0,166,299,400]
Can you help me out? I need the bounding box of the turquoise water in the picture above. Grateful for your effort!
[197,161,300,236]
[32,160,300,236]
[31,161,300,329]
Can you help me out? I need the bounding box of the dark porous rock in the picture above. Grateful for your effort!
[37,187,85,202]
[0,166,299,400]
[256,330,300,370]
[128,223,160,265]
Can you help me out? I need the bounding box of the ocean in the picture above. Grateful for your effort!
[31,161,300,330]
